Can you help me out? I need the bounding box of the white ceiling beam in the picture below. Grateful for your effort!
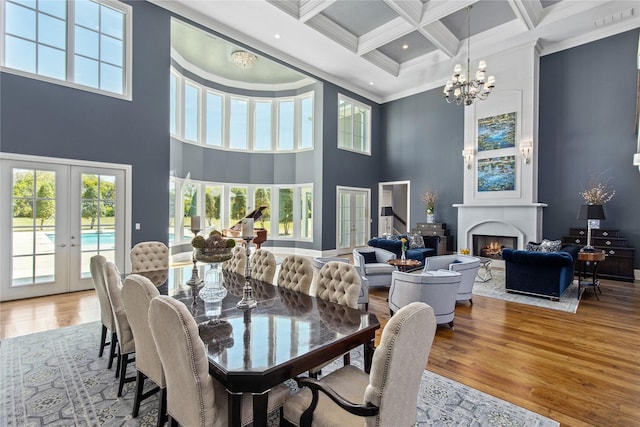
[305,13,358,52]
[508,0,542,31]
[362,50,400,77]
[299,0,336,23]
[383,0,423,25]
[357,17,415,55]
[266,0,300,19]
[419,21,459,58]
[419,0,477,26]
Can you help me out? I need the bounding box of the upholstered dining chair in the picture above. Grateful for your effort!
[148,295,290,427]
[250,248,276,284]
[278,255,315,295]
[130,241,169,274]
[90,254,117,368]
[309,261,362,377]
[222,245,247,276]
[121,274,167,426]
[103,261,137,397]
[283,302,437,427]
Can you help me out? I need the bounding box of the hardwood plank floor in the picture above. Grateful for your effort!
[1,274,638,426]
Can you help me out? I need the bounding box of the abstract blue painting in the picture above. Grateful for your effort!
[478,112,516,152]
[477,156,516,192]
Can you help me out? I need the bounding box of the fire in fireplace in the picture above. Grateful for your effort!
[472,235,517,259]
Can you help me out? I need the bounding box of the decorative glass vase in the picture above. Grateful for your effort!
[198,262,228,302]
[401,250,406,261]
[427,213,435,223]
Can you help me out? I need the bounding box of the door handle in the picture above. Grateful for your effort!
[71,243,79,247]
[57,243,67,247]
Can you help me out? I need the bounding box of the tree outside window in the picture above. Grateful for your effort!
[279,188,293,236]
[230,187,247,224]
[254,188,271,232]
[205,185,222,232]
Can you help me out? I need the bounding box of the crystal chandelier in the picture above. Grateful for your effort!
[231,51,257,69]
[443,6,495,106]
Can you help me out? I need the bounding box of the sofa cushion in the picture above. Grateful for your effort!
[361,251,378,264]
[540,239,562,252]
[364,263,396,275]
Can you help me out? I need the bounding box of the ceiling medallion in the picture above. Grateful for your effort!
[231,51,257,69]
[443,6,495,106]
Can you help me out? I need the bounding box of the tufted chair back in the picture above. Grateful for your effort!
[222,246,246,276]
[149,296,217,426]
[250,249,276,284]
[103,262,135,355]
[130,241,169,273]
[122,274,164,386]
[278,255,314,295]
[90,255,114,332]
[315,261,361,309]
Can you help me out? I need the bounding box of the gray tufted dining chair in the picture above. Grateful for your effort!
[283,302,437,427]
[122,274,167,426]
[148,295,289,427]
[130,241,169,274]
[90,254,117,368]
[277,255,314,295]
[103,261,137,397]
[250,248,276,284]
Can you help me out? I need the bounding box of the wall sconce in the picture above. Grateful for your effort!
[462,149,474,169]
[520,140,533,164]
[634,152,640,172]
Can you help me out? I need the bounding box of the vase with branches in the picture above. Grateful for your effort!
[422,190,439,223]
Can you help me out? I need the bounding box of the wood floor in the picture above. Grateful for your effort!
[1,274,638,427]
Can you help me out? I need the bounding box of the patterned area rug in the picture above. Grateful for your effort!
[472,269,580,313]
[0,322,559,426]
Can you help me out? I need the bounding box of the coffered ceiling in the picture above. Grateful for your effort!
[154,0,640,103]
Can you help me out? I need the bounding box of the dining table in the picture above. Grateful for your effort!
[135,264,380,427]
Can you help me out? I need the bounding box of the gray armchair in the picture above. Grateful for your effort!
[389,270,462,329]
[352,247,396,289]
[423,255,480,304]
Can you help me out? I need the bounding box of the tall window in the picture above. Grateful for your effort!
[169,180,175,242]
[278,188,293,237]
[182,182,198,239]
[254,101,272,151]
[170,73,178,135]
[278,100,294,151]
[300,187,313,238]
[300,95,314,149]
[184,81,200,142]
[2,0,131,97]
[338,94,371,155]
[229,186,247,226]
[229,98,248,149]
[205,185,222,232]
[205,91,223,147]
[254,187,271,233]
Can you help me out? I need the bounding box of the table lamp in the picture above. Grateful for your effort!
[576,205,605,252]
[380,206,393,236]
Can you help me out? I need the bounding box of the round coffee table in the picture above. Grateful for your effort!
[387,258,421,272]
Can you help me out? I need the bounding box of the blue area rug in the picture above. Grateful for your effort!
[0,322,559,426]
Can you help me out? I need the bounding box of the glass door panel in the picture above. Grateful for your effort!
[337,187,370,253]
[1,162,69,300]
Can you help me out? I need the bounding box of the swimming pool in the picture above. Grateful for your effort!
[46,231,115,249]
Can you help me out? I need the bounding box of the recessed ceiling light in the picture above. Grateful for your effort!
[369,81,374,85]
[274,34,281,39]
[402,44,408,49]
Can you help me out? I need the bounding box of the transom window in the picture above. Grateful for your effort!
[338,94,371,155]
[1,0,132,99]
[170,68,314,153]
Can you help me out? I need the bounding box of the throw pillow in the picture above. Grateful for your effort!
[361,251,378,264]
[409,233,425,249]
[526,241,542,252]
[540,239,562,252]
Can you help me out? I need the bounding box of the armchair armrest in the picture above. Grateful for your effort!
[373,248,395,262]
[295,376,379,427]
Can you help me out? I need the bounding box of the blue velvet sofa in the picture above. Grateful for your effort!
[367,235,439,266]
[502,245,581,300]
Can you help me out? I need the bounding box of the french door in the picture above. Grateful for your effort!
[337,187,370,254]
[0,157,128,301]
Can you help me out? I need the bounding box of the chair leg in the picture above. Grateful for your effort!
[157,387,167,427]
[115,347,122,378]
[99,325,109,357]
[469,298,473,306]
[117,353,137,397]
[448,320,455,330]
[132,371,145,417]
[343,353,350,366]
[107,333,118,369]
[168,416,179,427]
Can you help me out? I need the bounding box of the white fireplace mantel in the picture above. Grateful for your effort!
[454,203,547,253]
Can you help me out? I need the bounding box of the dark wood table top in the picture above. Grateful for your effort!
[136,265,380,426]
[577,251,606,262]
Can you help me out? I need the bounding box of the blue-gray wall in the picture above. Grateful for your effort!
[381,89,464,243]
[0,1,171,245]
[539,29,640,267]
